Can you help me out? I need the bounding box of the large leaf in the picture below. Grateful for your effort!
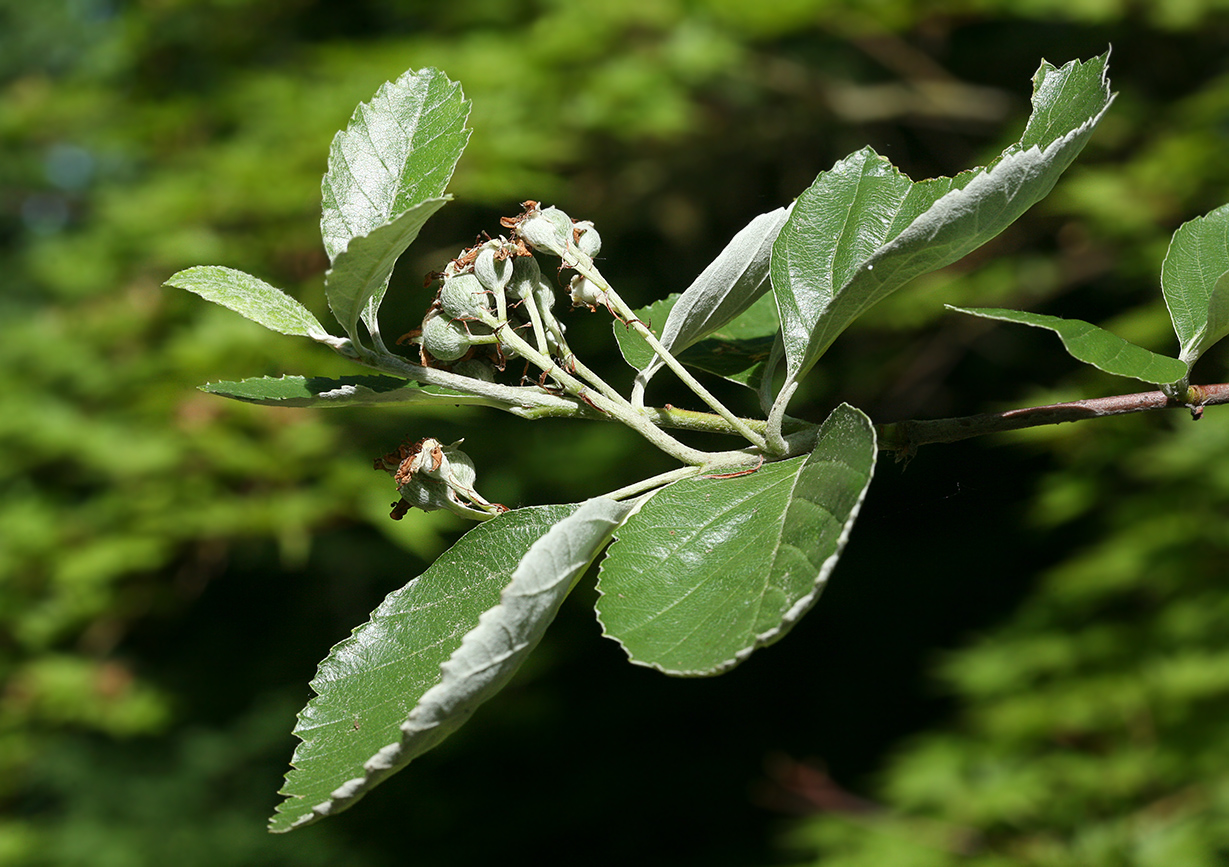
[324,197,449,343]
[165,266,332,340]
[949,306,1189,386]
[595,403,876,676]
[771,53,1113,388]
[320,68,471,340]
[271,498,631,832]
[1160,202,1229,370]
[636,205,791,381]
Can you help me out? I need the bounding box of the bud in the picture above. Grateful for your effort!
[568,274,608,311]
[452,357,497,382]
[573,220,601,257]
[474,241,514,295]
[376,437,507,521]
[421,313,475,362]
[505,252,543,302]
[513,204,574,258]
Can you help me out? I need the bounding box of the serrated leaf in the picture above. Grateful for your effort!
[636,206,790,383]
[949,306,1189,386]
[1161,203,1229,370]
[772,53,1113,387]
[273,500,632,832]
[324,197,449,342]
[595,403,876,676]
[321,68,470,263]
[320,68,470,342]
[165,265,332,340]
[201,375,474,407]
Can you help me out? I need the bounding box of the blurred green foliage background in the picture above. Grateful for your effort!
[3,0,1229,864]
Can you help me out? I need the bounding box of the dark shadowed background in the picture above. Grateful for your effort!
[4,1,1229,864]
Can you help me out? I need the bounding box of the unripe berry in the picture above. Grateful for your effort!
[438,272,492,320]
[421,313,472,362]
[474,242,514,294]
[573,220,601,257]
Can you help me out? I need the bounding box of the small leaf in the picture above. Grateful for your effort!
[772,53,1114,388]
[165,266,332,340]
[676,335,777,389]
[637,205,791,383]
[271,498,632,832]
[613,294,676,370]
[949,306,1189,386]
[1161,203,1229,369]
[321,68,470,262]
[324,198,449,342]
[201,375,474,407]
[596,403,876,676]
[615,292,781,390]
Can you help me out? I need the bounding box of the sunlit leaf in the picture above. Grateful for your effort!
[948,306,1189,386]
[596,404,876,676]
[324,198,449,343]
[272,501,636,831]
[165,266,332,340]
[1160,203,1229,370]
[320,68,470,340]
[772,53,1113,389]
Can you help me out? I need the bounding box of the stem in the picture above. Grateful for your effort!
[568,255,768,450]
[348,343,599,419]
[602,465,701,501]
[878,383,1229,455]
[477,311,738,467]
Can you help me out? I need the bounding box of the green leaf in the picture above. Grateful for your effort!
[673,291,783,390]
[613,294,676,370]
[321,68,470,262]
[272,499,631,832]
[324,197,449,343]
[948,306,1189,386]
[201,375,475,407]
[320,68,471,340]
[1160,202,1229,369]
[637,205,790,380]
[677,335,777,389]
[165,266,332,340]
[595,403,877,676]
[615,292,781,390]
[772,53,1113,387]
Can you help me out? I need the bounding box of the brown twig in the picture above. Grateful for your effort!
[877,383,1229,458]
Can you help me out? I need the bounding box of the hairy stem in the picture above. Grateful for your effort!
[568,255,769,450]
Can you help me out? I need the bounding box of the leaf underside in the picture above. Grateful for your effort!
[595,403,877,676]
[771,53,1114,387]
[271,498,632,832]
[200,374,478,407]
[636,205,791,384]
[616,291,781,390]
